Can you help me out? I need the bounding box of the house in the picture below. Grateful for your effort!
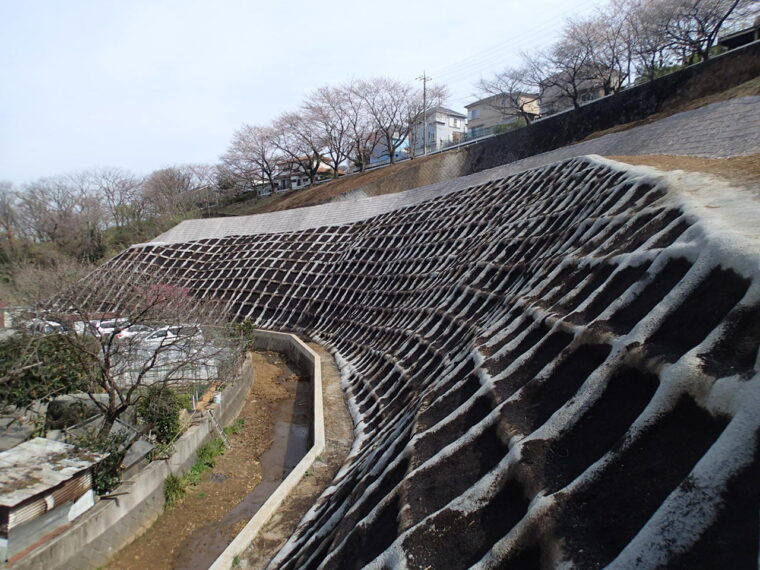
[0,438,107,563]
[718,19,760,51]
[539,67,621,116]
[272,157,341,191]
[465,93,539,139]
[540,65,621,117]
[369,132,407,166]
[410,106,467,155]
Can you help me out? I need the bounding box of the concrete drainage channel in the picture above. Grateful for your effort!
[208,330,325,570]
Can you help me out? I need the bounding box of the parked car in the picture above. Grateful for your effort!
[114,324,154,342]
[138,325,204,348]
[90,318,130,338]
[26,318,67,334]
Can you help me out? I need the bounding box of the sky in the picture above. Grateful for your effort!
[0,0,609,185]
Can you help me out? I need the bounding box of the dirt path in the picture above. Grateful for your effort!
[106,351,301,570]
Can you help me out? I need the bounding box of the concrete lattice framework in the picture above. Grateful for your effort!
[97,156,760,568]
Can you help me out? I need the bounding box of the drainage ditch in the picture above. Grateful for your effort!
[106,351,311,570]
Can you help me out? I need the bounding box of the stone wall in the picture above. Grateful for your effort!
[9,358,254,570]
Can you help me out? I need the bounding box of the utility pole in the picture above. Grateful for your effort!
[416,71,430,156]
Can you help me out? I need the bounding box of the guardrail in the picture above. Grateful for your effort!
[208,330,325,570]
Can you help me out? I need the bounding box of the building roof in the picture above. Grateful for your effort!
[0,438,106,508]
[466,92,539,109]
[430,106,466,118]
[719,23,760,42]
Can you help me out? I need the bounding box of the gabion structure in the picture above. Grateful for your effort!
[101,156,760,569]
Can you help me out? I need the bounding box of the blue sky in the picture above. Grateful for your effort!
[0,0,607,184]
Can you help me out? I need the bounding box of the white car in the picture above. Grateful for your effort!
[27,318,67,334]
[139,325,204,348]
[114,324,154,341]
[91,318,130,338]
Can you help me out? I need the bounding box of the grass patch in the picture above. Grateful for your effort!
[164,474,186,508]
[163,437,227,509]
[224,418,246,436]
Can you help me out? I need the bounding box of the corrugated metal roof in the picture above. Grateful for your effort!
[3,472,92,532]
[0,438,106,508]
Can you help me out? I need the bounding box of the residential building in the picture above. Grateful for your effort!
[465,94,539,139]
[539,68,621,116]
[369,132,407,166]
[410,106,467,155]
[273,157,341,191]
[718,18,760,51]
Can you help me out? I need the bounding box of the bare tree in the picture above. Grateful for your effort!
[657,0,756,62]
[140,167,194,218]
[221,124,281,193]
[272,112,325,187]
[475,67,542,124]
[5,262,239,438]
[84,168,145,228]
[526,26,599,113]
[342,81,383,172]
[627,0,680,80]
[14,174,107,260]
[183,163,221,214]
[0,182,20,261]
[566,7,635,92]
[353,77,446,164]
[303,86,353,178]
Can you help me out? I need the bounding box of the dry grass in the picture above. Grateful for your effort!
[217,79,760,218]
[219,153,447,217]
[609,153,760,186]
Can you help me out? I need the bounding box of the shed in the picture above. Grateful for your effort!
[0,438,106,563]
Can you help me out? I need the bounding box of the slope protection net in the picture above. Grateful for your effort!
[97,156,760,568]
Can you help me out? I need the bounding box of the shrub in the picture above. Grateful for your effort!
[162,437,227,509]
[229,319,257,347]
[223,418,245,436]
[196,438,226,469]
[164,474,185,508]
[0,332,91,410]
[138,385,181,444]
[176,392,193,411]
[74,429,130,494]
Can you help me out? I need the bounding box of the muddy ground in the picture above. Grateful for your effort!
[106,351,301,570]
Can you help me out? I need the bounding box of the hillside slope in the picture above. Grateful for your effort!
[213,80,760,219]
[98,155,760,568]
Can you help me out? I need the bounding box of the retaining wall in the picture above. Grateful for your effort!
[463,40,760,173]
[8,357,255,570]
[99,156,760,567]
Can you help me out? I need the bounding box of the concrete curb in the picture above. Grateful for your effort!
[209,330,325,570]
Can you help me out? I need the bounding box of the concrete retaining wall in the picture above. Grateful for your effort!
[463,40,760,173]
[8,357,255,570]
[209,330,325,570]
